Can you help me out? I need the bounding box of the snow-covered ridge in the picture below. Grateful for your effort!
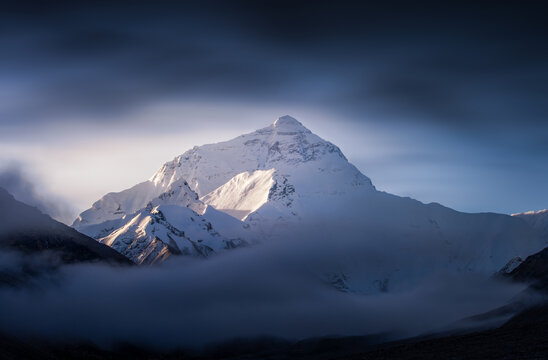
[512,209,548,238]
[512,209,548,216]
[512,209,548,217]
[74,174,247,264]
[148,178,205,214]
[97,204,245,264]
[72,181,161,227]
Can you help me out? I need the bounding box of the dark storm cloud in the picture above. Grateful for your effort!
[0,1,296,122]
[1,1,547,128]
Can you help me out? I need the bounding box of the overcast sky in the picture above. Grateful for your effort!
[1,0,547,217]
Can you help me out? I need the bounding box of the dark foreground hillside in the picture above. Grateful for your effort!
[1,304,548,360]
[340,304,548,360]
[0,187,130,264]
[0,187,131,286]
[341,245,548,360]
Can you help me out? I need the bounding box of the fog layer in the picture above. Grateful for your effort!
[0,222,524,349]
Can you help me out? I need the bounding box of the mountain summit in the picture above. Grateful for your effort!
[73,116,547,292]
[75,115,372,227]
[73,115,372,262]
[272,115,309,132]
[148,114,371,198]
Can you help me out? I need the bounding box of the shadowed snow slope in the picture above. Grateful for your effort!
[73,116,547,292]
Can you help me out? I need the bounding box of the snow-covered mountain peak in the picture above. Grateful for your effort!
[146,115,369,198]
[70,115,548,294]
[149,177,206,215]
[272,115,310,133]
[76,115,372,233]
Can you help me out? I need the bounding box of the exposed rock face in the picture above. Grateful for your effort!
[504,246,548,286]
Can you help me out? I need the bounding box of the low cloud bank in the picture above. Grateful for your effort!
[0,222,526,350]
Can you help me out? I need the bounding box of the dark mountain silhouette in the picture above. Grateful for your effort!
[0,187,131,286]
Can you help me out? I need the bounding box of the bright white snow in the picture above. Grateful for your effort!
[201,169,275,220]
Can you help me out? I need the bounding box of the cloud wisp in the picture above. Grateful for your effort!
[0,164,76,224]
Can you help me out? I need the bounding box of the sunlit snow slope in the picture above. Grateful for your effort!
[201,169,276,220]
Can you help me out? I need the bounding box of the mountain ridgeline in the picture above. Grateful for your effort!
[73,116,548,293]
